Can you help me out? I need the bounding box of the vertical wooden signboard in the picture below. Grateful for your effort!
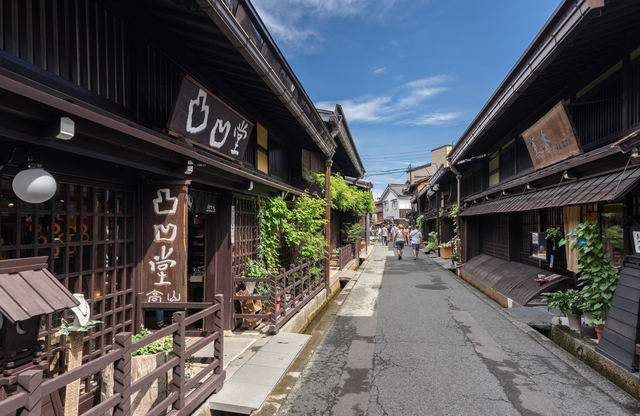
[143,182,189,304]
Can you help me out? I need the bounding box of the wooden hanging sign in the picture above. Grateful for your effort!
[522,101,583,170]
[168,76,255,161]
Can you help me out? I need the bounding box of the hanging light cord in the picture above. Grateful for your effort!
[614,154,633,194]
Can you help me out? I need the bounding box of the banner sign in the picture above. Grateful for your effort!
[168,76,255,161]
[522,101,582,170]
[188,190,216,214]
[143,183,188,304]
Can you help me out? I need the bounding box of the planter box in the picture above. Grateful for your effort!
[102,350,173,416]
[439,245,452,259]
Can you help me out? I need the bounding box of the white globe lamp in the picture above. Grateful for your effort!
[12,163,57,204]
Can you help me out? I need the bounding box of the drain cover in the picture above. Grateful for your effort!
[414,285,448,290]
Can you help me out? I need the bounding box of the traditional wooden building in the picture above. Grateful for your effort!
[427,0,640,307]
[0,0,363,410]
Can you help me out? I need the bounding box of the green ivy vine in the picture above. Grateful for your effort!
[256,196,288,271]
[448,205,461,263]
[559,220,620,324]
[284,193,328,262]
[308,172,375,216]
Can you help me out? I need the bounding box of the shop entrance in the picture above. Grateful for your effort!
[188,213,206,303]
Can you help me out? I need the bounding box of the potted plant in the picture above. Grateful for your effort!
[544,226,563,269]
[560,221,621,340]
[542,289,585,331]
[241,258,269,294]
[425,231,438,253]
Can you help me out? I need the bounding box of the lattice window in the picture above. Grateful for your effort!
[232,197,258,277]
[481,214,509,261]
[518,211,539,267]
[0,178,135,394]
[574,73,623,148]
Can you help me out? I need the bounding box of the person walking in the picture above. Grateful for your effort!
[390,224,398,247]
[381,225,388,245]
[395,224,408,260]
[409,224,423,260]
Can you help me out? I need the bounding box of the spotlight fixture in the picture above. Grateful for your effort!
[184,160,194,175]
[563,170,578,180]
[55,117,75,140]
[0,147,57,204]
[526,183,538,190]
[502,190,511,196]
[247,180,254,191]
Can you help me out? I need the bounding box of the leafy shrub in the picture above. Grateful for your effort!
[132,326,173,356]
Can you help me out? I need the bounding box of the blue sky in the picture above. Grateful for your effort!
[252,0,561,199]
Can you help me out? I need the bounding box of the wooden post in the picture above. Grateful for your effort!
[113,332,132,416]
[214,295,224,374]
[325,159,333,295]
[63,331,83,416]
[18,370,42,416]
[172,311,186,411]
[135,293,144,334]
[270,272,277,327]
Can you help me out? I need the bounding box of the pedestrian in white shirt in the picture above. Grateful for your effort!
[409,225,423,260]
[395,224,408,260]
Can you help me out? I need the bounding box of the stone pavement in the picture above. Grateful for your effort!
[276,243,640,415]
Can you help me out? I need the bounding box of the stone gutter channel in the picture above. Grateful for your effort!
[186,244,371,416]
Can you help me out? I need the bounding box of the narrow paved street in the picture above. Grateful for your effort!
[278,244,640,415]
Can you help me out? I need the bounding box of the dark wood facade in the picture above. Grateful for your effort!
[0,0,365,410]
[424,0,640,309]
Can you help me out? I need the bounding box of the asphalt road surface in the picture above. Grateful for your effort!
[277,244,640,415]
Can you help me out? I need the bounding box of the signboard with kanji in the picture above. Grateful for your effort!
[521,101,582,170]
[168,76,255,161]
[142,182,188,304]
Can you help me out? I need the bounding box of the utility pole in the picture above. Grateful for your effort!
[409,164,413,226]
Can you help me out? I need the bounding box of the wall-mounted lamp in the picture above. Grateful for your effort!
[55,117,75,140]
[184,160,194,175]
[247,180,254,191]
[526,183,538,190]
[502,190,511,196]
[563,170,578,180]
[1,147,57,204]
[485,196,492,201]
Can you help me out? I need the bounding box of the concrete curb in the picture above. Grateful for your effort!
[251,246,374,415]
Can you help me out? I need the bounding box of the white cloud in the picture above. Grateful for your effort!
[317,74,457,124]
[393,74,404,80]
[373,67,387,75]
[399,112,463,126]
[252,0,401,53]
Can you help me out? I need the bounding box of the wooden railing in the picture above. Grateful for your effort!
[339,244,352,270]
[0,296,225,416]
[233,259,327,333]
